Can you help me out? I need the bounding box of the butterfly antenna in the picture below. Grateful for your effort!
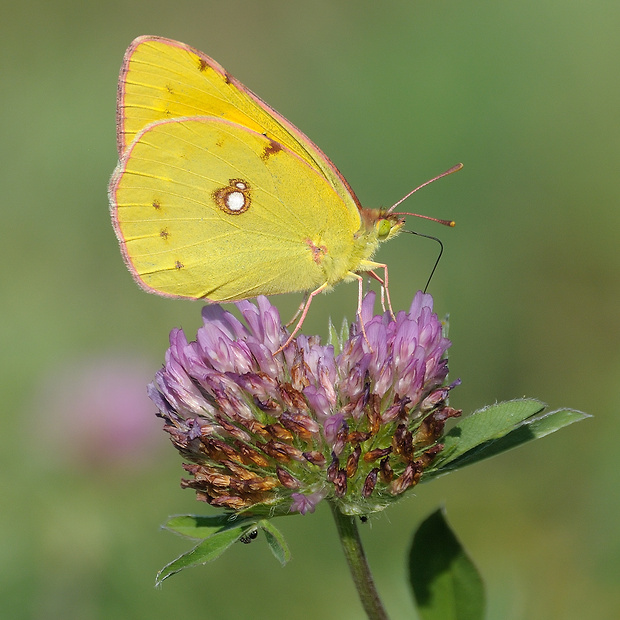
[403,230,444,293]
[388,163,463,227]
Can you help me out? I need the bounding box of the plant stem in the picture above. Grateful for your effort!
[329,501,389,620]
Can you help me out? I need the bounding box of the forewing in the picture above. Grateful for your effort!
[116,36,361,211]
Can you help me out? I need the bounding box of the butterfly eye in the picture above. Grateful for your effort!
[375,218,392,240]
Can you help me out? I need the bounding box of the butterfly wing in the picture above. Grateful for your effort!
[116,36,361,211]
[109,117,362,301]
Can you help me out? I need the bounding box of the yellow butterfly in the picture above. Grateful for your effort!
[109,36,457,344]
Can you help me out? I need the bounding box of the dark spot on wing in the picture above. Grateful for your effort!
[261,139,282,161]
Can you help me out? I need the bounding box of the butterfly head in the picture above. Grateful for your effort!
[360,209,405,243]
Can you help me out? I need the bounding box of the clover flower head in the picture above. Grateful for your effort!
[149,292,460,516]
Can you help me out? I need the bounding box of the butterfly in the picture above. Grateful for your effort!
[109,36,458,348]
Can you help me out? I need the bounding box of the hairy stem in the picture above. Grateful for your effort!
[329,502,389,620]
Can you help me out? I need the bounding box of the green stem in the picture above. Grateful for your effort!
[329,501,389,620]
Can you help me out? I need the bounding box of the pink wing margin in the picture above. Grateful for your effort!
[114,35,363,212]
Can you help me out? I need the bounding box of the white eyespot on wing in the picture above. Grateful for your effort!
[213,178,251,215]
[226,190,246,211]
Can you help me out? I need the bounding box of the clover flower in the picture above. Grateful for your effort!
[149,291,460,516]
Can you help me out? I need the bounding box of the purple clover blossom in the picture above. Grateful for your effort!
[149,292,461,516]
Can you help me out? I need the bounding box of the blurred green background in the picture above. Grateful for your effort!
[2,1,618,618]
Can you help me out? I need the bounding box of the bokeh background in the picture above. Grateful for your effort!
[2,1,618,618]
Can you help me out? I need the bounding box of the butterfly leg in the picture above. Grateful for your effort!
[380,264,395,319]
[274,283,329,355]
[379,280,387,313]
[366,270,386,312]
[367,264,395,320]
[285,292,309,328]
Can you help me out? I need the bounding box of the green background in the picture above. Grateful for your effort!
[2,1,618,618]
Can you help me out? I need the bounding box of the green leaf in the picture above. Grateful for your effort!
[409,508,485,620]
[259,519,291,566]
[157,515,292,583]
[435,399,546,465]
[441,407,587,472]
[156,523,252,585]
[163,514,258,539]
[424,400,589,480]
